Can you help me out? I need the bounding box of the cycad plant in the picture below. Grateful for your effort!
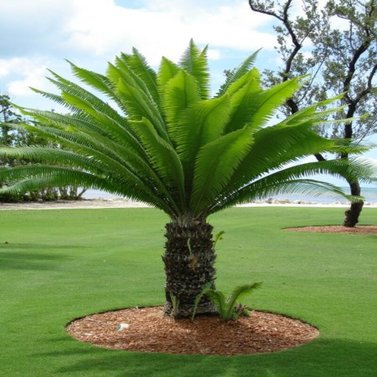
[0,40,370,318]
[192,282,262,321]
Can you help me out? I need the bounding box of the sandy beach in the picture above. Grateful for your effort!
[0,198,376,210]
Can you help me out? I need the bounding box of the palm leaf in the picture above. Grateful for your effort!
[179,39,210,99]
[206,289,227,316]
[216,50,260,96]
[223,121,337,196]
[115,74,168,140]
[161,70,201,140]
[210,158,374,213]
[3,40,371,222]
[66,61,129,115]
[128,117,186,210]
[246,78,301,130]
[47,70,125,125]
[190,127,253,215]
[122,48,160,106]
[0,167,125,197]
[222,68,262,133]
[174,94,232,176]
[157,57,180,96]
[225,283,262,320]
[8,123,176,211]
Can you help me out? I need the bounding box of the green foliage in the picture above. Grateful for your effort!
[213,230,225,248]
[169,292,180,318]
[192,282,262,321]
[0,40,372,216]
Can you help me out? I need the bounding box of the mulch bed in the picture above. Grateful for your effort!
[66,306,319,356]
[285,225,377,234]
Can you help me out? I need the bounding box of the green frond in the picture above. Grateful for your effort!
[115,74,168,141]
[222,69,262,133]
[216,49,260,97]
[218,70,301,134]
[0,147,104,173]
[206,290,226,315]
[157,57,180,95]
[28,88,71,111]
[114,53,161,112]
[282,94,343,126]
[0,144,165,196]
[175,94,232,159]
[128,117,185,210]
[191,127,253,215]
[210,158,374,213]
[0,163,173,212]
[246,78,301,130]
[106,58,169,140]
[225,283,262,319]
[19,108,138,153]
[162,70,201,138]
[224,123,335,196]
[11,124,174,205]
[67,60,115,95]
[66,61,129,115]
[221,68,261,98]
[5,41,371,220]
[122,48,160,105]
[227,283,262,306]
[179,39,210,99]
[47,70,125,124]
[0,166,124,197]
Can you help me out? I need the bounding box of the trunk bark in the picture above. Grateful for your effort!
[162,217,217,318]
[343,180,364,227]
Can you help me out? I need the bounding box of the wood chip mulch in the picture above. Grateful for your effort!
[66,306,319,356]
[285,225,377,234]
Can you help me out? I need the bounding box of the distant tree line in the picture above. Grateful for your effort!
[0,94,85,202]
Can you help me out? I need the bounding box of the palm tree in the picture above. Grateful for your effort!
[0,41,370,317]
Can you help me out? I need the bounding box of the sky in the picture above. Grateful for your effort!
[0,0,376,191]
[0,0,277,107]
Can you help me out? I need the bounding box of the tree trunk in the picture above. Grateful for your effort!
[343,180,364,227]
[162,217,217,318]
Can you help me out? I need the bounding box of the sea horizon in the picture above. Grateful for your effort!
[84,187,377,205]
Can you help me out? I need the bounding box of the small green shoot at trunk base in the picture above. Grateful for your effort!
[192,282,262,321]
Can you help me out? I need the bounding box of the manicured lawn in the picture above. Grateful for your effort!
[0,206,376,377]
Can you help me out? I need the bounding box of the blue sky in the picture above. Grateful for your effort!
[0,0,376,189]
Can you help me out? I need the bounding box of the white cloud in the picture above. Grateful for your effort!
[0,0,74,56]
[0,57,50,96]
[0,0,275,105]
[207,49,221,61]
[61,0,275,64]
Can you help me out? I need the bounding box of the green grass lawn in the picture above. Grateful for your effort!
[0,206,376,377]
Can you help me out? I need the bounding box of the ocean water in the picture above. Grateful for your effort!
[84,187,377,204]
[262,187,377,204]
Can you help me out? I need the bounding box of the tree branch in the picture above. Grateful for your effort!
[248,0,285,21]
[353,63,377,105]
[343,40,371,108]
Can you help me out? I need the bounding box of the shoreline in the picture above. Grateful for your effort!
[0,198,376,210]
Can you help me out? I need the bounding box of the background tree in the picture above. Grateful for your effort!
[248,0,377,227]
[0,42,371,317]
[0,95,85,201]
[0,94,21,146]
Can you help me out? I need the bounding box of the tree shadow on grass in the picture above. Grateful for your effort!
[39,338,377,377]
[0,244,78,271]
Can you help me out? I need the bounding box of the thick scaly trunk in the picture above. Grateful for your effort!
[343,180,364,228]
[162,216,217,318]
